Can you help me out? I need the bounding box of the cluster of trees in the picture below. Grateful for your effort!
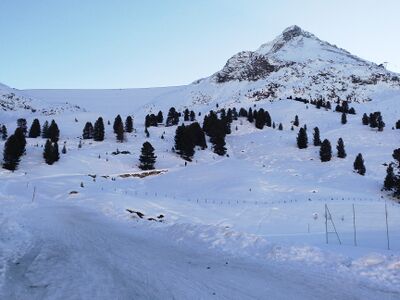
[82,117,105,141]
[166,107,180,127]
[335,100,356,115]
[112,115,133,142]
[174,122,207,161]
[183,108,196,122]
[296,126,364,173]
[362,112,385,131]
[42,120,60,142]
[383,149,400,196]
[2,119,62,171]
[203,110,230,156]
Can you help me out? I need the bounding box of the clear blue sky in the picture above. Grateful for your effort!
[0,0,399,89]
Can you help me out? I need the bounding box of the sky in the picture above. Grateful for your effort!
[0,0,399,89]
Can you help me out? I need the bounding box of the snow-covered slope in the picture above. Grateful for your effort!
[0,83,82,117]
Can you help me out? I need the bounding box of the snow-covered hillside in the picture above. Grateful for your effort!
[0,83,82,118]
[1,25,400,299]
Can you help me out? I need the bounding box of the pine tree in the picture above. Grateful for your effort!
[43,140,52,163]
[293,115,299,127]
[28,119,41,138]
[2,134,21,171]
[278,123,283,130]
[113,115,123,133]
[190,110,196,122]
[211,134,226,156]
[184,109,190,121]
[42,121,49,138]
[341,112,347,124]
[48,120,60,143]
[125,116,133,133]
[1,125,7,140]
[336,138,346,158]
[157,111,163,123]
[93,117,105,141]
[166,107,179,126]
[265,111,272,127]
[62,143,67,154]
[247,108,254,123]
[17,118,27,136]
[43,140,60,165]
[320,139,332,162]
[313,127,321,146]
[115,121,124,142]
[255,108,266,129]
[139,142,156,170]
[14,128,26,157]
[297,128,308,149]
[362,113,369,125]
[174,124,195,161]
[82,122,94,139]
[384,164,396,190]
[353,153,366,175]
[145,127,149,138]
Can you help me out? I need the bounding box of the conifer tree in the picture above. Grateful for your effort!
[320,139,332,162]
[17,118,27,136]
[190,110,195,122]
[62,143,67,154]
[157,111,164,124]
[293,115,299,127]
[362,113,369,125]
[297,128,308,149]
[247,108,254,123]
[384,164,396,190]
[139,142,156,170]
[353,153,366,175]
[28,119,41,138]
[145,127,149,138]
[115,121,124,142]
[174,124,195,161]
[313,127,321,146]
[42,121,49,138]
[48,120,60,142]
[265,111,272,127]
[113,115,123,134]
[1,125,7,140]
[43,140,60,165]
[2,134,20,171]
[93,117,105,141]
[14,128,26,157]
[255,108,266,129]
[184,109,190,121]
[125,116,133,133]
[336,138,346,158]
[278,123,283,130]
[166,107,179,126]
[82,122,94,139]
[211,134,226,156]
[341,112,347,124]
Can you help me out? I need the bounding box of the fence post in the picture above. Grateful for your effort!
[352,204,357,246]
[385,201,390,250]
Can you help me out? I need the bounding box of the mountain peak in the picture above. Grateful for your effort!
[281,25,310,38]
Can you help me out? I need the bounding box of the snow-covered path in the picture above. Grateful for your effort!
[1,203,398,300]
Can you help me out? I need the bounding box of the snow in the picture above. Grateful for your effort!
[1,25,400,298]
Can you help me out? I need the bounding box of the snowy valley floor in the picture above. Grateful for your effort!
[1,198,399,300]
